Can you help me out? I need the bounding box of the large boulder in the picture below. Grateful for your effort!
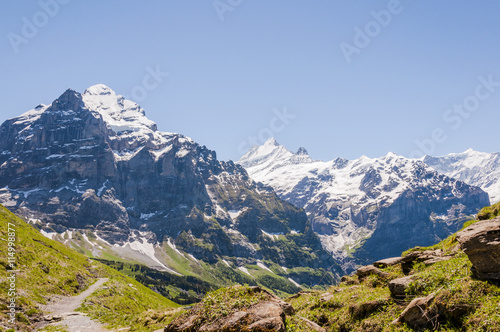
[456,217,500,280]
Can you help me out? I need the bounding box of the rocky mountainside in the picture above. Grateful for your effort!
[0,85,339,288]
[422,149,500,204]
[238,139,489,271]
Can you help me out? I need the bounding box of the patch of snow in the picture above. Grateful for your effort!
[151,145,172,161]
[95,233,111,246]
[82,84,157,135]
[113,147,143,161]
[46,154,65,160]
[228,209,242,220]
[257,261,274,274]
[281,266,288,272]
[187,253,198,262]
[81,233,95,247]
[166,238,184,257]
[140,212,158,220]
[175,148,190,158]
[122,237,181,274]
[238,266,252,277]
[222,259,232,267]
[288,277,301,288]
[261,229,283,241]
[97,180,110,197]
[40,230,57,240]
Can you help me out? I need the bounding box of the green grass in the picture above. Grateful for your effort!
[77,266,180,331]
[0,204,178,331]
[283,203,500,331]
[168,285,269,329]
[476,201,500,220]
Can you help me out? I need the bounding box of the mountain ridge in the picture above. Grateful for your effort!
[238,138,490,271]
[0,85,340,291]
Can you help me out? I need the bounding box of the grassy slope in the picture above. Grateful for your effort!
[45,213,319,303]
[285,202,500,331]
[0,204,178,332]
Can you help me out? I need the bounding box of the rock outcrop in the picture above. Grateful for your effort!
[400,249,446,274]
[388,276,413,300]
[392,293,436,328]
[355,265,389,281]
[456,217,500,280]
[373,256,403,268]
[165,286,294,332]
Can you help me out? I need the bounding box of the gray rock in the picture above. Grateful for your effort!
[297,316,326,332]
[373,256,403,268]
[356,265,389,281]
[401,250,444,274]
[392,293,436,328]
[388,276,413,299]
[456,217,500,280]
[165,286,293,332]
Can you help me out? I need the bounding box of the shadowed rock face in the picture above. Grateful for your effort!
[457,217,500,280]
[0,86,340,278]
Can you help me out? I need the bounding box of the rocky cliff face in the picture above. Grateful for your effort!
[0,85,339,282]
[238,139,490,271]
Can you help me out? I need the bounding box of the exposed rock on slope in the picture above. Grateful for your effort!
[238,138,489,271]
[165,286,293,332]
[456,216,500,280]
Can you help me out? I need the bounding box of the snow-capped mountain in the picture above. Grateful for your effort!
[238,139,489,271]
[0,85,340,285]
[423,149,500,204]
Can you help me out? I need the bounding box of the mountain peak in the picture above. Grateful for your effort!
[83,84,115,96]
[81,85,157,134]
[464,148,476,154]
[264,137,280,147]
[296,147,308,156]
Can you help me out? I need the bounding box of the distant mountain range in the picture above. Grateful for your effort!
[423,149,500,204]
[0,85,339,289]
[0,85,496,276]
[238,139,492,271]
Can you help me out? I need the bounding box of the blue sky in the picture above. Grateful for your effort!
[1,1,499,161]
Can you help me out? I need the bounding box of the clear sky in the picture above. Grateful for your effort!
[1,1,499,162]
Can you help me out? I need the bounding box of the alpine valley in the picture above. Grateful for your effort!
[0,85,340,301]
[238,139,493,272]
[0,84,496,285]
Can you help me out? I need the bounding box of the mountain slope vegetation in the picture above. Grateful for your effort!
[0,204,179,332]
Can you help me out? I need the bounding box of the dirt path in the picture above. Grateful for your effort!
[38,278,113,331]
